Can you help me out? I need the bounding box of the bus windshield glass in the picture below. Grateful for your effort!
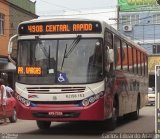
[17,38,103,84]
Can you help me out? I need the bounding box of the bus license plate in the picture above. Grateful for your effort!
[48,111,63,116]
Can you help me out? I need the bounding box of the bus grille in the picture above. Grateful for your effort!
[26,86,86,94]
[31,100,80,105]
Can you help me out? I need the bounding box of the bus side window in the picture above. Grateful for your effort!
[114,36,121,70]
[144,55,148,76]
[122,41,128,71]
[128,45,133,72]
[138,51,142,75]
[133,48,136,73]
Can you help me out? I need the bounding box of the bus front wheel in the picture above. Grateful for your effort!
[107,106,118,131]
[9,108,17,123]
[101,100,119,131]
[36,120,51,130]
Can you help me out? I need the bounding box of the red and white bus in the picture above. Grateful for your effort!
[8,18,148,130]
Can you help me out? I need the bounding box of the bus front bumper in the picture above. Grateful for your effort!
[16,97,105,121]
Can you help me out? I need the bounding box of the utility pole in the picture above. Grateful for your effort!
[108,5,120,30]
[117,5,120,31]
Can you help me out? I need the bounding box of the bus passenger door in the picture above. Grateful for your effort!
[104,29,115,118]
[104,63,115,118]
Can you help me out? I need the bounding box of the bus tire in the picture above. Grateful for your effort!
[36,120,51,130]
[9,108,17,123]
[107,106,118,131]
[105,97,119,131]
[130,95,140,120]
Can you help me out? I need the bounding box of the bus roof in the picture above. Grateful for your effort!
[20,17,105,24]
[19,17,147,54]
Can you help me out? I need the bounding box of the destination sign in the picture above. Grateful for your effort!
[18,21,102,35]
[17,66,42,75]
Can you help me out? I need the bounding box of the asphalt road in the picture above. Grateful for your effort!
[0,106,155,139]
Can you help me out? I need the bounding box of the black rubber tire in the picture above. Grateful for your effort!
[9,108,17,123]
[36,120,51,130]
[107,106,118,131]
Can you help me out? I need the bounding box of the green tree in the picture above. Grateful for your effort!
[157,0,160,5]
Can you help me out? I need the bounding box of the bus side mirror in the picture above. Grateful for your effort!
[8,35,18,65]
[107,49,114,64]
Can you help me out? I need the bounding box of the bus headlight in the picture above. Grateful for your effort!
[81,91,104,107]
[89,96,96,103]
[24,100,31,107]
[82,99,90,106]
[16,94,31,107]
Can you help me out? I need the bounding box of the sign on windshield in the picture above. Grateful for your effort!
[17,66,42,75]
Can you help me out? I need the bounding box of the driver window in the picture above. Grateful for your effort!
[104,29,113,72]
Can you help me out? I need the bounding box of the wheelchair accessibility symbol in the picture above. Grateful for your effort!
[58,73,65,82]
[57,72,68,83]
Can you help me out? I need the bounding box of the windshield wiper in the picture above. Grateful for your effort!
[48,45,51,67]
[35,36,49,58]
[61,44,67,70]
[64,35,82,58]
[60,35,82,70]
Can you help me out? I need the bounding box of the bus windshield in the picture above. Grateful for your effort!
[17,38,103,84]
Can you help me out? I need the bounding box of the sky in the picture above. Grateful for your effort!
[33,0,117,16]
